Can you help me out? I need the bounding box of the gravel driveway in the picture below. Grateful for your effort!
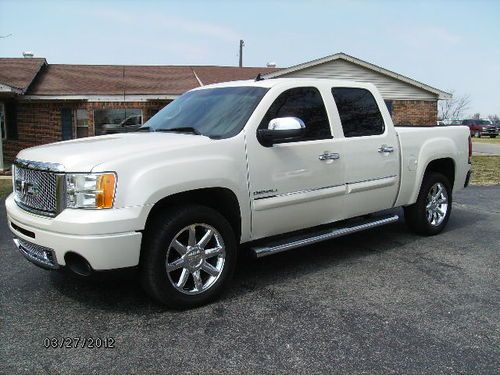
[0,186,499,374]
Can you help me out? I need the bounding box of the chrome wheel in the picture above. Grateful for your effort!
[425,182,448,227]
[166,223,225,295]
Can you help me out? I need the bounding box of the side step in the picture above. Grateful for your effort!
[251,214,399,258]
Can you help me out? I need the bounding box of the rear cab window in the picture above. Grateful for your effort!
[331,87,385,137]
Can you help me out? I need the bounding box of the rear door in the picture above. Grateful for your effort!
[331,86,400,218]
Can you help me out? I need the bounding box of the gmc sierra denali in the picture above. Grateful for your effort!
[6,78,472,308]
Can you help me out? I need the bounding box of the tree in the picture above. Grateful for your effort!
[438,91,471,120]
[472,113,480,119]
[488,114,499,124]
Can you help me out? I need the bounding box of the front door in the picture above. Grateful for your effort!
[331,87,400,218]
[246,86,345,240]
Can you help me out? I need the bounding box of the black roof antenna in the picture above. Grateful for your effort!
[255,73,264,81]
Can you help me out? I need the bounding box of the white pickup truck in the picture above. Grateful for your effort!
[6,78,472,308]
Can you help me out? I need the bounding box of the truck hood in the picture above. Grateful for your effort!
[16,133,213,172]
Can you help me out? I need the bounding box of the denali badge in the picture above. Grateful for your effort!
[253,188,277,196]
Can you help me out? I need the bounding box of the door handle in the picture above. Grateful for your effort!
[319,152,340,161]
[378,145,394,153]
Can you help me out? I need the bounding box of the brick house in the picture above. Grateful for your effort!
[0,52,450,167]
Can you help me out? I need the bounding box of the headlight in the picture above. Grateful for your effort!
[66,173,116,209]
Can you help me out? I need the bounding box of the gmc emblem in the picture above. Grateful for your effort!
[15,180,37,197]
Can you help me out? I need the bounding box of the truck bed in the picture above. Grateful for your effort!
[394,125,470,207]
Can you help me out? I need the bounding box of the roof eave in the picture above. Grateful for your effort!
[0,82,23,95]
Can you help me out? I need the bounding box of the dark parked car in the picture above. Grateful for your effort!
[102,115,143,134]
[462,119,498,138]
[494,121,500,133]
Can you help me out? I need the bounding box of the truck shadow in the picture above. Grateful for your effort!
[48,206,481,313]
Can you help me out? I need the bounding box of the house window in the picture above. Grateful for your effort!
[94,108,143,135]
[75,109,89,138]
[0,103,6,140]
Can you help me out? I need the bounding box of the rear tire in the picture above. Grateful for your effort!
[140,205,237,309]
[404,172,452,236]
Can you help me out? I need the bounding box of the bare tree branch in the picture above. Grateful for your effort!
[438,90,471,120]
[488,114,499,123]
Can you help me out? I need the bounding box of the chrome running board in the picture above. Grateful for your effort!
[251,214,399,258]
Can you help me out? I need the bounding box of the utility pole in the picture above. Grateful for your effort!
[239,40,245,67]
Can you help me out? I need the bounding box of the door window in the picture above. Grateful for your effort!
[331,88,385,137]
[259,87,332,142]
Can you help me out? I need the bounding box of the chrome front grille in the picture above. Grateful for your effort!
[13,159,65,217]
[14,238,59,269]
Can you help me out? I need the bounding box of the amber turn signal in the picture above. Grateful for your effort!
[95,173,116,208]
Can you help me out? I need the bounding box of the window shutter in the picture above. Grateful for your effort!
[5,101,18,140]
[61,108,73,140]
[384,100,393,116]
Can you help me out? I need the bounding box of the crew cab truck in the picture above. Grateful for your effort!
[6,78,472,309]
[462,119,498,138]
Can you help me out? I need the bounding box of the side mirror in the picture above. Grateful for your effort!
[257,117,306,147]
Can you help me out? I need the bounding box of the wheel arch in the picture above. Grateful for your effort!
[409,157,456,205]
[424,158,455,189]
[143,187,243,244]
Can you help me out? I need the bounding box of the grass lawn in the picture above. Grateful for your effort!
[0,178,12,197]
[471,155,500,185]
[472,137,500,144]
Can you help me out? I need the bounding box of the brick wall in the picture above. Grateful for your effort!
[3,99,171,165]
[4,101,73,163]
[391,100,437,126]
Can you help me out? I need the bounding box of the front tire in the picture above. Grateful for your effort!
[404,172,452,236]
[140,205,237,309]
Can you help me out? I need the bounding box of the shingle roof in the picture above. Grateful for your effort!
[194,66,279,85]
[26,64,280,96]
[0,58,46,92]
[28,65,200,95]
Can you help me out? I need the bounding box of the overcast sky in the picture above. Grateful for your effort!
[0,0,498,116]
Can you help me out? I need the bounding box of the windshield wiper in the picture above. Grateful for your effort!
[156,127,202,135]
[136,126,151,132]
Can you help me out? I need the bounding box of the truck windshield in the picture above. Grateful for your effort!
[142,86,269,138]
[478,120,492,125]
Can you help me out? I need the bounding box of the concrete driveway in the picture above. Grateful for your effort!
[473,141,500,155]
[0,186,499,374]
